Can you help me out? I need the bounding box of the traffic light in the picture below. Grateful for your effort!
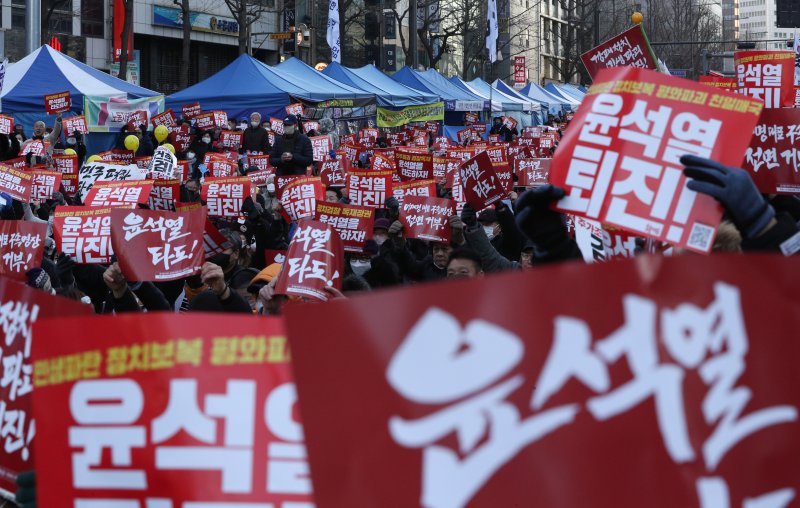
[736,42,756,49]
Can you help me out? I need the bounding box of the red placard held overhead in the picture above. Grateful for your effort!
[149,179,180,211]
[285,103,304,116]
[44,91,71,114]
[0,114,14,135]
[309,135,331,162]
[550,67,762,254]
[63,115,88,135]
[31,313,311,508]
[274,219,343,301]
[284,253,800,508]
[111,207,206,281]
[220,130,243,150]
[515,158,551,187]
[459,150,506,210]
[399,195,455,242]
[150,109,177,128]
[580,25,658,79]
[397,150,434,181]
[52,154,78,175]
[0,221,46,280]
[29,170,62,202]
[315,201,376,252]
[279,176,325,222]
[53,207,114,264]
[742,108,800,194]
[0,164,33,203]
[84,180,153,208]
[320,159,346,187]
[346,169,393,208]
[201,176,252,217]
[392,179,437,206]
[181,102,202,119]
[735,51,796,108]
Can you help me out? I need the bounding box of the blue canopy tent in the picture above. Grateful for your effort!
[520,82,573,116]
[322,62,438,107]
[450,77,537,131]
[557,83,586,102]
[492,80,547,124]
[544,83,582,108]
[1,44,162,154]
[467,78,542,127]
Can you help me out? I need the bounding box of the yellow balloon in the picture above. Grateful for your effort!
[124,134,140,152]
[63,148,77,155]
[631,11,643,24]
[162,143,175,154]
[86,154,101,163]
[154,125,169,143]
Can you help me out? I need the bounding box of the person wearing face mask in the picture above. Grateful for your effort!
[188,130,215,177]
[242,112,271,154]
[269,115,313,176]
[64,131,87,166]
[372,218,391,247]
[24,112,62,166]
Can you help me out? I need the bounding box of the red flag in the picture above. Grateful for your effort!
[315,201,376,252]
[31,313,311,507]
[0,221,46,280]
[111,207,206,281]
[274,219,343,301]
[284,253,800,508]
[459,150,506,210]
[53,206,114,264]
[735,51,796,108]
[742,108,800,194]
[399,195,455,242]
[201,176,253,217]
[550,67,762,254]
[580,24,658,78]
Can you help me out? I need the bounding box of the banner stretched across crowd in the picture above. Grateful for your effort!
[0,23,799,508]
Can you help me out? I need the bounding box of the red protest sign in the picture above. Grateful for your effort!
[735,51,795,109]
[522,126,543,138]
[346,169,393,208]
[370,151,396,172]
[30,170,62,202]
[5,157,26,171]
[397,150,434,181]
[194,112,216,130]
[310,135,331,162]
[0,221,46,280]
[315,201,375,252]
[20,139,45,158]
[149,179,180,211]
[488,134,500,144]
[320,159,346,187]
[135,156,153,171]
[270,117,285,135]
[60,174,78,199]
[212,110,228,128]
[220,130,244,150]
[150,108,177,128]
[0,277,92,494]
[286,102,304,116]
[274,219,343,301]
[457,127,476,145]
[581,24,658,78]
[247,169,273,187]
[53,207,113,263]
[0,164,33,203]
[432,156,449,183]
[698,75,737,91]
[182,102,202,119]
[31,313,312,508]
[502,116,518,131]
[124,110,148,131]
[399,195,455,242]
[392,179,437,206]
[515,158,551,187]
[206,156,237,178]
[100,149,136,165]
[111,207,206,281]
[465,112,479,123]
[248,153,272,172]
[62,115,88,135]
[44,91,71,114]
[550,67,762,254]
[284,253,800,508]
[359,128,379,144]
[201,176,253,217]
[52,154,78,175]
[0,114,14,135]
[459,150,506,210]
[168,123,193,153]
[84,180,153,208]
[304,120,320,133]
[743,108,800,194]
[280,176,325,222]
[425,120,440,134]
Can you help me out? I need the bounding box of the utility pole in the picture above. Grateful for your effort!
[410,0,418,68]
[26,0,42,54]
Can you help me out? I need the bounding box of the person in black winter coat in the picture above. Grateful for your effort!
[269,115,313,176]
[242,112,271,154]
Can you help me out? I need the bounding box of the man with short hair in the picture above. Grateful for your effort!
[24,112,62,165]
[446,247,484,279]
[269,115,313,176]
[242,112,271,154]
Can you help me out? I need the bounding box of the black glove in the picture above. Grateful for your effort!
[55,253,76,287]
[515,185,569,250]
[15,470,35,508]
[385,196,400,220]
[461,203,478,227]
[681,155,775,239]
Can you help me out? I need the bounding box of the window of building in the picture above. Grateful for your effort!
[81,0,104,37]
[11,0,26,29]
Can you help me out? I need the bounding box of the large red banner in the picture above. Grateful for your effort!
[735,51,796,109]
[274,220,343,301]
[346,169,393,208]
[31,313,313,507]
[459,150,506,210]
[284,254,800,508]
[111,207,206,281]
[399,195,455,242]
[550,67,762,254]
[580,25,658,79]
[315,201,375,252]
[201,176,253,217]
[0,221,46,280]
[742,108,800,194]
[280,176,325,223]
[0,277,93,495]
[0,164,33,203]
[53,207,114,264]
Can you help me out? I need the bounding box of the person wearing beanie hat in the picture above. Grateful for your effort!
[269,115,313,176]
[373,218,391,246]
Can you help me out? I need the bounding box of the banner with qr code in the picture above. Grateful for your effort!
[734,51,796,109]
[0,278,93,496]
[742,108,800,194]
[31,313,314,507]
[580,25,658,79]
[284,253,800,508]
[550,67,763,254]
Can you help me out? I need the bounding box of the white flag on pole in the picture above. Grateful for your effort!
[327,0,341,63]
[486,0,499,63]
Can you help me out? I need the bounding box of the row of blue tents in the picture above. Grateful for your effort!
[0,45,585,151]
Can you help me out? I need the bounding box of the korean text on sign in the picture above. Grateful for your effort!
[201,176,253,217]
[53,207,114,264]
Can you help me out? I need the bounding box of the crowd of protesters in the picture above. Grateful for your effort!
[2,108,799,325]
